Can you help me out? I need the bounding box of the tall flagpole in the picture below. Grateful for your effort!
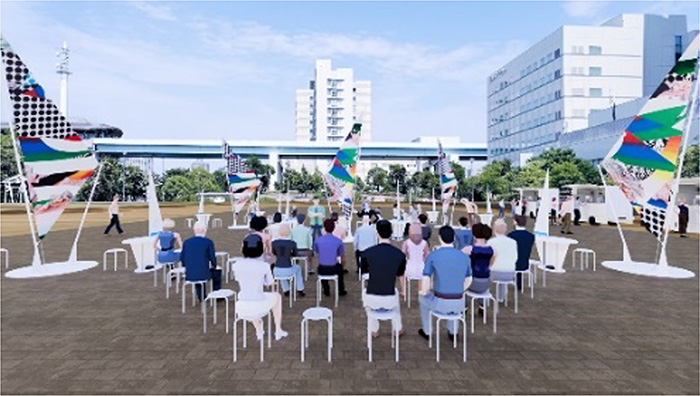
[9,126,42,266]
[69,162,103,262]
[658,58,699,267]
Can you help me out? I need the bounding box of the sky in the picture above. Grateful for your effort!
[1,0,698,146]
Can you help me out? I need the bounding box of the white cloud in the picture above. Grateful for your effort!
[562,1,609,19]
[129,1,177,22]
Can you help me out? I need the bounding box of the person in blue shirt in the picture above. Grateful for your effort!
[418,226,472,341]
[153,218,182,266]
[354,214,377,274]
[453,216,474,250]
[180,222,221,301]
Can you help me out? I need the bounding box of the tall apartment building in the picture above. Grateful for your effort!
[487,14,694,163]
[295,60,372,143]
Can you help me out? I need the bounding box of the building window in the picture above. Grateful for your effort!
[589,67,602,76]
[675,35,683,60]
[589,45,602,55]
[554,69,561,79]
[589,88,603,97]
[554,90,562,99]
[554,49,561,58]
[572,88,584,97]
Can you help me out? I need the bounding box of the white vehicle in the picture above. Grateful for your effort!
[564,184,633,225]
[667,178,700,234]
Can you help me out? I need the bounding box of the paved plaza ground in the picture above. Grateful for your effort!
[1,207,698,395]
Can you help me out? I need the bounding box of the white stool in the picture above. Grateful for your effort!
[185,218,196,228]
[0,248,8,269]
[233,302,272,362]
[403,277,421,308]
[492,279,518,314]
[300,307,333,362]
[464,290,498,334]
[166,266,186,299]
[360,273,369,300]
[204,289,236,333]
[514,269,534,299]
[182,280,209,314]
[143,263,163,287]
[529,259,541,285]
[215,252,229,283]
[212,218,223,228]
[366,308,400,362]
[274,275,296,308]
[316,275,339,308]
[103,248,128,271]
[428,310,467,362]
[573,248,596,271]
[292,257,309,281]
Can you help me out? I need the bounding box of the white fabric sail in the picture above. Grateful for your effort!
[534,170,550,236]
[147,173,163,236]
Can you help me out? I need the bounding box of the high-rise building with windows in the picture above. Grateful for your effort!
[487,14,695,163]
[295,60,372,143]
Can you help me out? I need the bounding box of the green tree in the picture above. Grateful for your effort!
[411,170,440,198]
[77,157,147,202]
[549,162,585,188]
[388,164,408,194]
[1,129,18,187]
[682,145,699,178]
[212,168,229,192]
[161,175,195,202]
[534,148,600,184]
[474,159,513,197]
[367,167,388,193]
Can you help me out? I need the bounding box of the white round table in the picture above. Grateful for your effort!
[535,235,578,273]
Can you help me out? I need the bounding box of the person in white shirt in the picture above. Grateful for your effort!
[573,196,582,226]
[267,212,283,241]
[353,214,377,274]
[487,219,518,302]
[104,194,124,235]
[231,234,289,341]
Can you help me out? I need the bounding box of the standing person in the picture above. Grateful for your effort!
[487,219,518,302]
[508,215,535,291]
[250,216,274,264]
[521,198,527,216]
[461,198,477,226]
[560,196,574,235]
[231,234,288,341]
[402,223,429,287]
[354,214,377,274]
[418,213,432,245]
[498,198,505,219]
[453,216,474,250]
[573,196,582,226]
[462,223,495,314]
[308,198,326,243]
[408,205,418,223]
[678,199,689,238]
[550,197,558,226]
[535,197,541,218]
[313,219,348,297]
[361,220,406,338]
[104,194,124,235]
[417,226,472,341]
[272,224,305,297]
[153,218,182,265]
[180,222,221,301]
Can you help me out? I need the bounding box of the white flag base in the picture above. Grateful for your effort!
[602,260,695,279]
[5,260,98,279]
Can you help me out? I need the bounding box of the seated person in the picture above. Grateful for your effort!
[291,214,313,258]
[419,213,432,245]
[153,218,182,266]
[231,234,288,341]
[272,224,305,297]
[418,226,472,341]
[180,222,221,301]
[267,212,283,241]
[453,216,474,250]
[313,219,348,297]
[361,220,406,338]
[402,223,429,283]
[508,215,535,290]
[487,219,517,302]
[250,216,273,264]
[462,223,495,314]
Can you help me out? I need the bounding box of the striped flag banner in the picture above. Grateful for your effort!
[1,37,97,239]
[438,141,457,214]
[226,153,260,214]
[325,123,361,218]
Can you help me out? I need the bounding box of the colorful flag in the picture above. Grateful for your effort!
[438,141,457,214]
[1,37,98,239]
[602,36,699,241]
[325,123,361,218]
[226,152,260,214]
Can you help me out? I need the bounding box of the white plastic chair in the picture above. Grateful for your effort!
[514,269,534,299]
[215,252,229,283]
[403,276,422,308]
[212,218,223,228]
[301,307,333,362]
[204,289,236,333]
[0,248,7,269]
[573,248,596,271]
[316,275,339,308]
[182,279,208,314]
[292,257,309,281]
[165,265,184,299]
[274,274,296,308]
[366,308,400,362]
[428,310,467,362]
[233,302,272,362]
[103,248,128,271]
[493,277,519,314]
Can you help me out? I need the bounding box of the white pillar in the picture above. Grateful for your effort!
[56,42,70,117]
[268,151,279,191]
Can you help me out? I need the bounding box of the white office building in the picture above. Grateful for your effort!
[487,13,695,163]
[295,60,372,143]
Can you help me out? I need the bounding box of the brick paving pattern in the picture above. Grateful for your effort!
[1,216,698,394]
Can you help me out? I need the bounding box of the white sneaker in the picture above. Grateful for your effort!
[275,330,289,341]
